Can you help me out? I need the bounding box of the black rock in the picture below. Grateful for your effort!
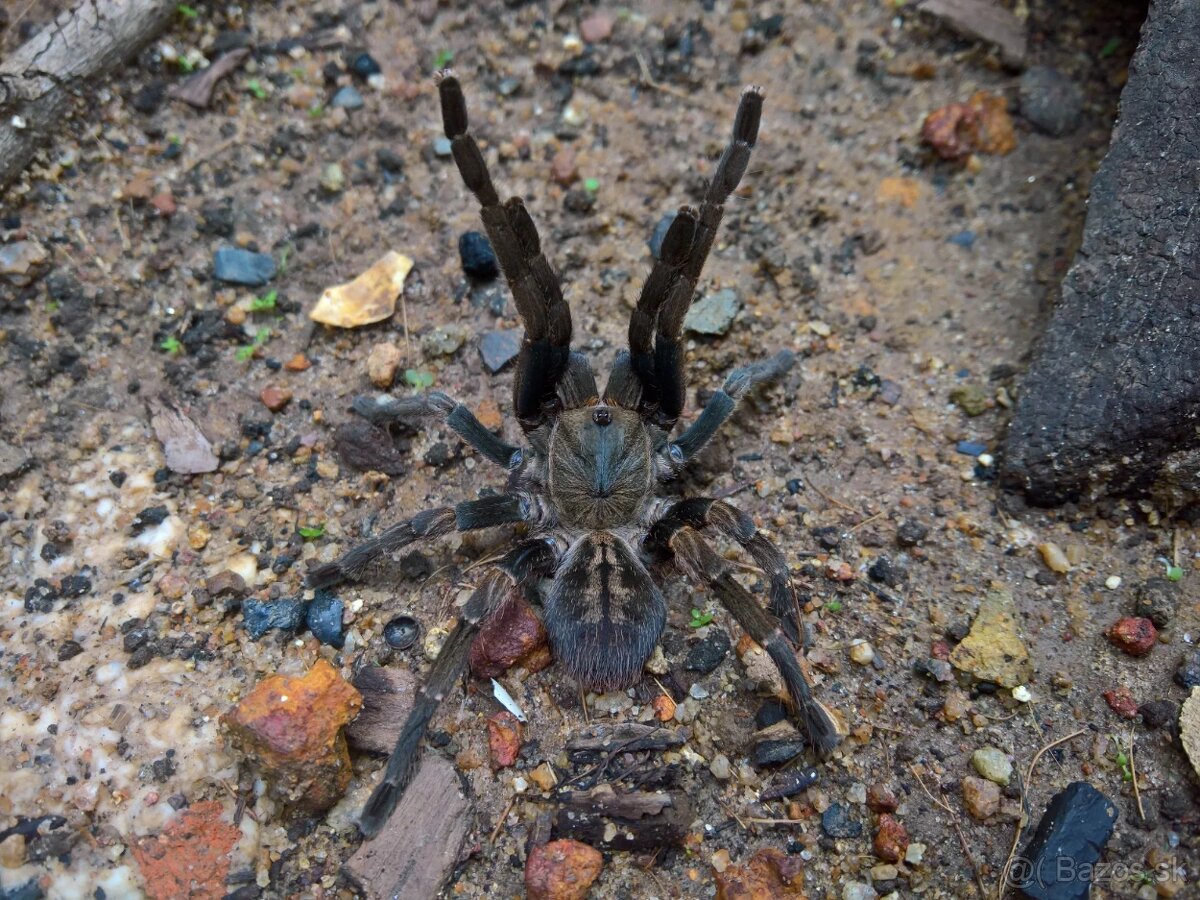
[334,420,407,475]
[24,580,59,613]
[423,441,454,468]
[459,231,500,280]
[306,590,345,648]
[1175,650,1200,689]
[131,81,167,115]
[785,478,804,494]
[752,738,807,768]
[895,520,929,547]
[760,767,820,801]
[1015,782,1117,900]
[376,148,404,174]
[811,526,841,551]
[868,555,903,587]
[57,640,84,661]
[1132,577,1177,627]
[1138,700,1177,731]
[350,52,381,79]
[648,212,677,259]
[1019,66,1084,137]
[131,505,169,535]
[479,329,522,373]
[684,628,731,674]
[213,248,276,286]
[383,615,419,650]
[242,598,307,639]
[820,803,863,838]
[58,574,92,597]
[755,699,789,729]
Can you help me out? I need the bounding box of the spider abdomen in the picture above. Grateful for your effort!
[543,531,665,691]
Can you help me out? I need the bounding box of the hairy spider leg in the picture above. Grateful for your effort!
[646,512,842,755]
[358,538,559,837]
[306,494,532,589]
[351,390,522,470]
[629,86,765,429]
[437,71,571,428]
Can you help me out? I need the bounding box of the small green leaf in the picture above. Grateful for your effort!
[249,290,278,312]
[404,368,435,389]
[825,599,843,613]
[236,327,271,361]
[433,49,454,70]
[176,4,199,19]
[308,104,324,118]
[688,608,714,628]
[278,243,294,275]
[176,56,195,74]
[246,79,268,100]
[583,177,600,193]
[298,523,326,539]
[1166,563,1184,582]
[1099,37,1121,59]
[160,336,183,354]
[235,345,255,362]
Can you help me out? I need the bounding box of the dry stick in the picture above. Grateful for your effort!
[488,796,516,844]
[1129,728,1145,821]
[911,765,987,898]
[810,482,858,514]
[996,729,1088,900]
[849,510,886,532]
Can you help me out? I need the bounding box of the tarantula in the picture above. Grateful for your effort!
[308,71,843,837]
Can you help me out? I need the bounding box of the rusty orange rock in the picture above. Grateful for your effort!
[921,91,1015,162]
[714,848,806,899]
[131,801,240,900]
[967,91,1016,155]
[873,813,909,863]
[487,710,524,770]
[525,839,603,900]
[223,659,362,812]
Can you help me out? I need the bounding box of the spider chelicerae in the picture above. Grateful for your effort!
[308,71,843,837]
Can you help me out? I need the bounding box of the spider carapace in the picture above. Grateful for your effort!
[307,71,843,837]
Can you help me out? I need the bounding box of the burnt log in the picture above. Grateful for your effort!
[1002,0,1200,508]
[551,784,693,851]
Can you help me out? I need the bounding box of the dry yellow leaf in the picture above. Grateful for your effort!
[310,251,413,328]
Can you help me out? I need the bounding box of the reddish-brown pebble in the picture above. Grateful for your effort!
[260,385,292,412]
[714,848,805,899]
[525,839,603,900]
[580,12,614,43]
[866,782,899,813]
[873,813,909,862]
[284,353,311,372]
[652,694,676,722]
[131,801,240,900]
[1107,616,1158,656]
[469,595,549,678]
[930,639,952,661]
[551,148,578,186]
[150,192,177,216]
[487,710,523,770]
[1103,686,1139,719]
[962,775,1000,821]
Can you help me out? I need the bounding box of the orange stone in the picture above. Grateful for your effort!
[487,710,523,770]
[525,839,603,900]
[876,177,921,208]
[260,385,292,412]
[873,813,909,863]
[223,659,362,812]
[652,693,676,722]
[714,848,806,899]
[131,801,240,900]
[284,353,312,372]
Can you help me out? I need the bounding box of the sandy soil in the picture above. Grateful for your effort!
[2,1,1196,898]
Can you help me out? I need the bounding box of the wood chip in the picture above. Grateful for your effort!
[168,48,251,108]
[917,0,1026,69]
[551,785,693,850]
[565,722,687,753]
[344,757,471,899]
[148,397,219,474]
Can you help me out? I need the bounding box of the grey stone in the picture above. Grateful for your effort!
[479,329,522,373]
[683,288,741,336]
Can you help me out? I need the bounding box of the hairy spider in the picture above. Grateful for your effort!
[309,71,843,837]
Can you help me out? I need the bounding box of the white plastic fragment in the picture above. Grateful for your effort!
[1012,685,1032,703]
[492,678,526,722]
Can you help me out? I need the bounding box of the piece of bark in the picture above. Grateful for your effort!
[916,0,1026,69]
[149,398,219,474]
[551,785,693,851]
[345,666,417,755]
[565,723,687,754]
[344,756,472,900]
[0,0,177,192]
[1002,0,1200,506]
[168,47,250,109]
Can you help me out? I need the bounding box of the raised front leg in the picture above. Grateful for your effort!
[306,494,534,589]
[359,538,559,837]
[352,391,522,470]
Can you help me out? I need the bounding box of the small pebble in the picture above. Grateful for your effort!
[971,746,1012,785]
[709,754,731,780]
[1038,542,1070,574]
[648,212,676,259]
[962,775,1000,820]
[684,288,741,336]
[842,883,875,900]
[479,329,522,373]
[433,137,453,157]
[320,163,345,193]
[306,590,345,648]
[367,342,402,388]
[458,231,500,280]
[849,639,875,666]
[330,85,364,110]
[1105,575,1122,590]
[350,52,381,79]
[821,803,863,838]
[689,682,710,700]
[260,386,292,412]
[213,248,275,286]
[1107,616,1158,656]
[242,598,307,639]
[685,628,731,674]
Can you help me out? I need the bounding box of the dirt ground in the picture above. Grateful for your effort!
[2,1,1197,898]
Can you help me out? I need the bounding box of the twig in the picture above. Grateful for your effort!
[400,286,412,355]
[996,729,1088,899]
[849,510,886,532]
[489,796,516,844]
[1128,728,1144,821]
[911,765,986,896]
[811,482,857,513]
